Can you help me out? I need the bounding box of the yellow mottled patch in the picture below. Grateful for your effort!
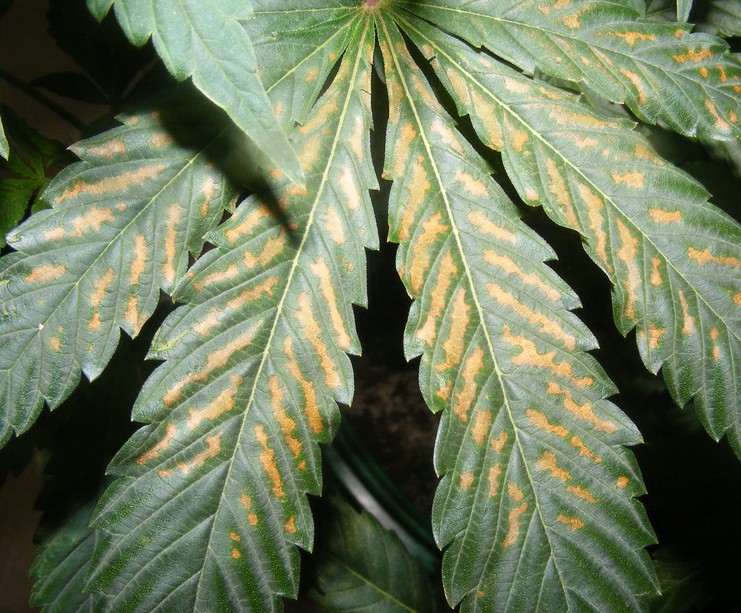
[300,90,340,136]
[672,48,714,63]
[566,485,598,503]
[284,336,323,434]
[577,184,611,271]
[50,337,61,351]
[447,68,471,105]
[274,101,284,121]
[436,289,470,372]
[617,476,629,489]
[90,268,114,307]
[619,68,647,104]
[502,326,593,387]
[295,292,340,388]
[160,432,223,477]
[55,164,166,203]
[137,422,177,465]
[472,409,492,444]
[226,207,270,244]
[460,473,474,490]
[193,264,238,292]
[704,99,732,131]
[489,284,577,350]
[571,436,600,463]
[548,382,618,433]
[349,116,364,163]
[491,431,508,453]
[488,463,502,497]
[635,143,664,165]
[68,207,115,238]
[689,247,741,269]
[557,515,584,531]
[468,211,516,244]
[503,77,530,94]
[431,119,464,154]
[546,158,579,228]
[612,171,644,188]
[503,501,528,548]
[163,203,182,284]
[400,156,430,241]
[413,73,440,112]
[454,347,484,423]
[392,122,417,179]
[472,90,504,149]
[528,410,568,438]
[615,218,640,321]
[484,251,561,301]
[87,138,126,159]
[338,165,361,211]
[125,296,141,334]
[255,425,284,498]
[575,137,598,148]
[323,206,345,245]
[244,231,287,270]
[504,118,529,152]
[164,324,260,406]
[311,257,351,351]
[299,134,322,172]
[455,170,488,196]
[537,451,571,480]
[187,374,242,430]
[130,235,147,285]
[416,251,456,346]
[410,212,448,295]
[581,56,591,66]
[269,376,302,458]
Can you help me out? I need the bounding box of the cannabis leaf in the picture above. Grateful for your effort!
[87,0,304,184]
[696,0,741,37]
[0,114,8,160]
[0,99,235,446]
[87,13,378,611]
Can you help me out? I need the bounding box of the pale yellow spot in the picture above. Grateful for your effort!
[505,118,529,152]
[472,90,504,149]
[455,170,488,196]
[733,293,741,306]
[412,73,440,112]
[323,206,346,245]
[295,292,340,388]
[528,410,568,438]
[349,116,364,163]
[730,111,738,123]
[409,212,448,295]
[87,138,126,159]
[241,494,252,510]
[612,171,644,189]
[338,165,361,211]
[575,137,598,148]
[700,67,709,78]
[468,211,516,244]
[488,463,502,497]
[620,68,647,104]
[163,203,182,284]
[571,436,600,463]
[391,122,417,179]
[269,376,302,459]
[639,324,665,349]
[299,90,340,136]
[90,268,114,307]
[577,184,611,271]
[548,108,613,130]
[50,337,60,351]
[130,236,147,285]
[125,296,141,334]
[285,516,297,534]
[526,189,539,201]
[566,485,598,503]
[491,431,508,453]
[436,382,452,401]
[447,68,471,105]
[711,327,720,340]
[299,134,322,172]
[44,227,66,241]
[243,230,287,270]
[68,207,116,238]
[193,264,238,293]
[546,158,579,228]
[548,382,618,433]
[305,69,319,83]
[187,374,242,430]
[55,164,166,203]
[436,289,470,372]
[635,143,664,165]
[704,99,732,131]
[557,515,584,531]
[608,31,656,45]
[431,119,463,154]
[137,425,176,465]
[713,345,721,360]
[719,66,727,82]
[274,101,284,120]
[159,432,223,478]
[689,247,741,269]
[284,336,323,434]
[581,56,590,66]
[650,258,662,287]
[672,48,714,63]
[399,156,430,241]
[200,177,216,218]
[225,207,270,244]
[679,290,695,334]
[460,473,474,490]
[503,77,530,94]
[503,501,528,548]
[615,218,640,321]
[311,257,351,351]
[193,308,220,337]
[454,347,484,423]
[255,425,284,498]
[416,251,456,346]
[231,549,241,559]
[508,482,525,502]
[649,209,682,224]
[484,251,561,301]
[229,532,240,542]
[471,409,492,444]
[88,312,101,332]
[151,133,174,148]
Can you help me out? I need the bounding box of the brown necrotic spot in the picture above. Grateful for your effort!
[678,290,695,334]
[269,375,302,458]
[537,451,571,480]
[566,485,598,503]
[416,251,456,346]
[491,431,508,453]
[471,409,492,444]
[391,122,416,179]
[226,207,270,244]
[557,515,584,531]
[255,425,284,498]
[468,210,516,244]
[87,138,126,159]
[650,258,663,287]
[455,170,488,196]
[488,463,502,497]
[130,236,148,285]
[548,382,617,433]
[338,165,361,211]
[615,218,640,321]
[137,422,177,465]
[409,212,448,295]
[187,374,242,430]
[472,90,504,149]
[399,156,430,241]
[484,251,561,301]
[90,268,114,307]
[527,410,568,438]
[55,164,166,203]
[311,257,351,351]
[163,203,182,284]
[454,347,484,422]
[283,336,323,434]
[295,293,340,388]
[488,284,576,350]
[243,230,287,269]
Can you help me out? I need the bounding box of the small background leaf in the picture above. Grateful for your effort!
[693,0,741,36]
[677,0,693,21]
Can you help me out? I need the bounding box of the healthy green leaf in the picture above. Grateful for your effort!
[376,11,657,612]
[307,498,444,613]
[0,101,236,447]
[88,0,304,185]
[677,0,692,22]
[86,13,378,611]
[400,0,741,141]
[695,0,741,37]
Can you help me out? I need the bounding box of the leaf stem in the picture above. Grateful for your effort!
[0,66,85,131]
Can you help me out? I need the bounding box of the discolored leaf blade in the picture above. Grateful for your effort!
[86,12,379,611]
[0,99,236,447]
[90,0,304,185]
[377,11,657,612]
[400,0,741,141]
[695,0,741,36]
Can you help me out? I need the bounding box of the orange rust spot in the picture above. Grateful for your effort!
[719,65,727,82]
[305,69,319,83]
[225,207,270,244]
[337,165,361,211]
[295,292,340,388]
[241,494,252,510]
[577,184,611,271]
[284,336,323,434]
[477,591,485,598]
[704,99,732,131]
[67,207,116,238]
[503,500,528,547]
[349,116,364,163]
[164,323,260,406]
[187,374,242,430]
[484,251,560,301]
[454,347,484,423]
[608,31,656,45]
[489,284,576,350]
[689,247,741,269]
[675,29,685,38]
[679,290,695,334]
[160,432,223,478]
[137,422,178,465]
[200,177,216,218]
[455,170,488,196]
[713,345,721,361]
[488,463,502,497]
[416,251,456,346]
[537,451,571,481]
[229,532,240,542]
[546,158,578,228]
[255,425,285,498]
[270,375,302,458]
[672,48,714,63]
[508,483,524,501]
[87,138,126,159]
[311,257,351,351]
[566,485,598,503]
[711,327,720,340]
[90,268,114,307]
[447,68,471,105]
[409,212,448,295]
[125,296,141,334]
[557,515,584,531]
[285,516,297,534]
[501,325,593,387]
[527,410,568,438]
[615,218,640,321]
[399,156,430,241]
[391,122,416,179]
[55,164,166,203]
[460,472,474,490]
[88,312,101,332]
[472,409,492,444]
[548,382,617,433]
[649,209,682,224]
[162,203,182,284]
[248,513,258,526]
[231,548,241,559]
[468,211,516,244]
[616,476,629,489]
[571,436,600,463]
[491,431,508,453]
[431,119,463,154]
[472,90,504,149]
[635,143,664,165]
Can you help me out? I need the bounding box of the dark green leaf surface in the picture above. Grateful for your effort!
[377,10,656,612]
[677,0,692,22]
[695,0,741,36]
[88,0,304,185]
[0,114,8,160]
[401,0,741,141]
[0,104,235,446]
[307,499,444,613]
[87,13,378,611]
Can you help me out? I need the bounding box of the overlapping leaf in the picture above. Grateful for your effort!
[400,0,741,140]
[87,0,304,184]
[393,11,741,456]
[86,14,378,611]
[0,103,235,446]
[696,0,741,37]
[376,11,656,612]
[0,114,8,160]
